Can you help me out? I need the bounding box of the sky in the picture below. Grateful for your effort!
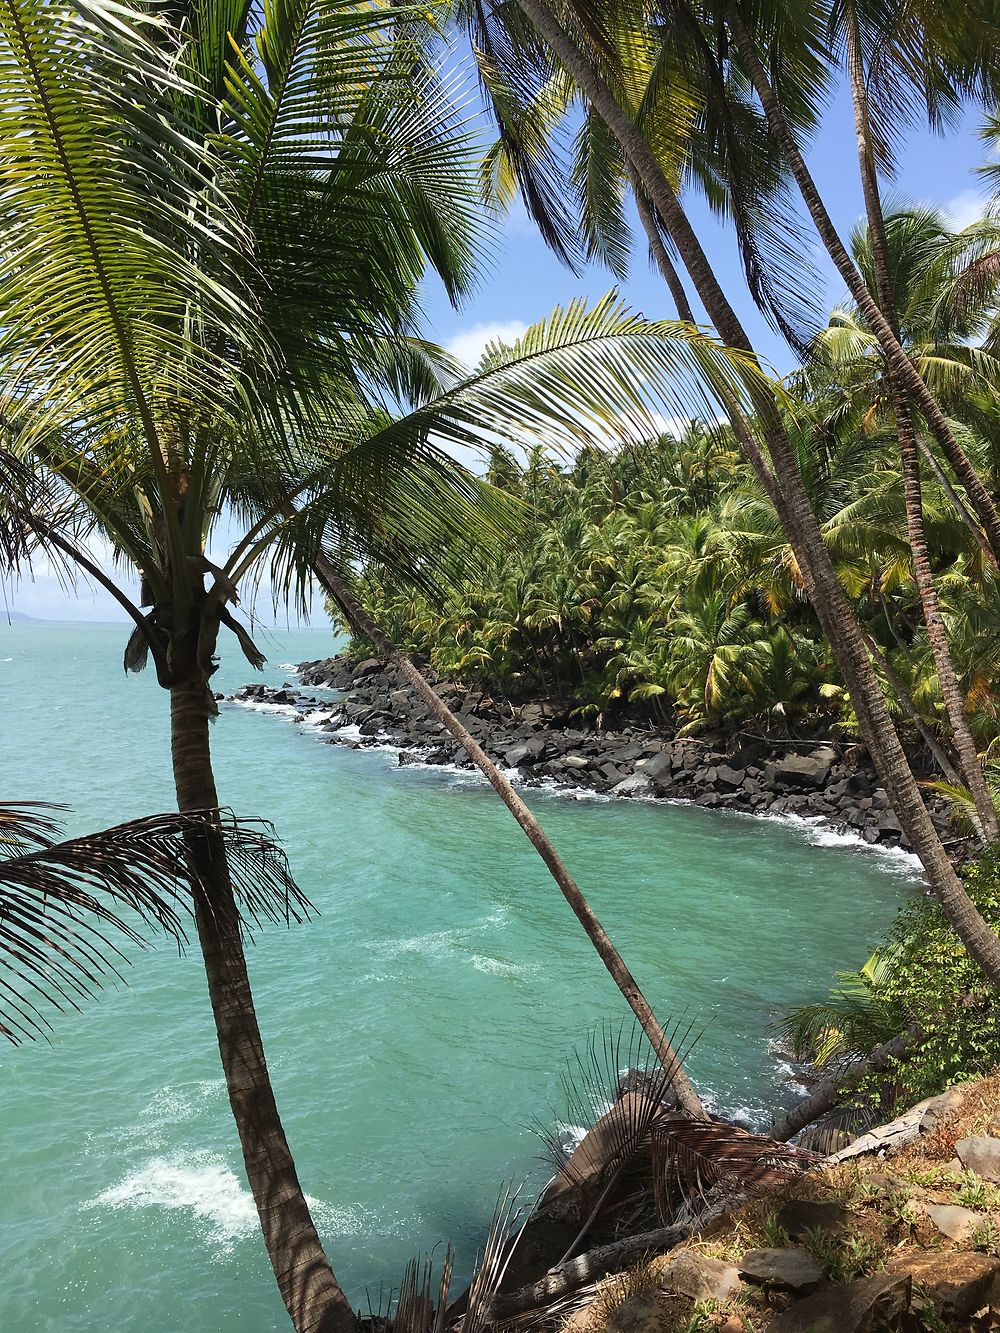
[3,72,994,626]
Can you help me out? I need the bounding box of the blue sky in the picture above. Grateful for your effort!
[3,80,993,624]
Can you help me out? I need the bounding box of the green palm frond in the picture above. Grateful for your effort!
[0,802,312,1044]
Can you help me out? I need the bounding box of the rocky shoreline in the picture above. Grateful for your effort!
[225,652,964,856]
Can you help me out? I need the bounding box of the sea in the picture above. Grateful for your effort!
[0,621,920,1331]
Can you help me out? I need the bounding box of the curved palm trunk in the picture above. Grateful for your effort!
[770,1030,913,1143]
[312,552,706,1118]
[842,10,997,840]
[726,5,1000,570]
[860,630,963,786]
[170,677,357,1333]
[628,165,695,323]
[510,0,1000,985]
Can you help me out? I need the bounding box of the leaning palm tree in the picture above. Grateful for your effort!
[463,0,1000,985]
[0,0,773,1323]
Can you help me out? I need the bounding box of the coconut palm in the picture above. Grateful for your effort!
[1,0,786,1313]
[464,0,1000,985]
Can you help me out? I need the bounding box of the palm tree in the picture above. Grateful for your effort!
[466,0,1000,984]
[0,2,776,1312]
[802,208,1000,836]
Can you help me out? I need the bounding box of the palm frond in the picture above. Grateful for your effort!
[0,803,312,1042]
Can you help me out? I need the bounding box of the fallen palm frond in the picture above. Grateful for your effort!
[0,802,312,1042]
[536,1017,702,1198]
[651,1116,818,1220]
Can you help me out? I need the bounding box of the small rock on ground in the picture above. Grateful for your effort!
[605,1291,665,1333]
[651,1250,743,1302]
[768,1271,911,1333]
[738,1247,823,1292]
[924,1202,984,1241]
[956,1135,1000,1182]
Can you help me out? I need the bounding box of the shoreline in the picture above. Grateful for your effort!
[223,651,964,863]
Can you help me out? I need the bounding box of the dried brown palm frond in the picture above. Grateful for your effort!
[651,1116,819,1221]
[0,802,313,1043]
[391,1245,454,1333]
[536,1017,702,1197]
[465,1183,533,1333]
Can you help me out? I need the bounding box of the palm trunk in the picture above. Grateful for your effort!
[170,677,357,1333]
[842,10,997,840]
[770,1030,913,1143]
[628,165,695,323]
[860,630,962,786]
[312,551,706,1118]
[726,5,1000,570]
[510,0,1000,984]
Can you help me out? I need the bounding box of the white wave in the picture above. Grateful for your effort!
[86,1150,361,1256]
[469,953,537,979]
[228,698,300,718]
[0,656,11,662]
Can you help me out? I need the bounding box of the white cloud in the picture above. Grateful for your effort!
[944,189,986,232]
[445,319,529,369]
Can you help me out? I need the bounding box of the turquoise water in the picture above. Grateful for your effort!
[0,622,917,1331]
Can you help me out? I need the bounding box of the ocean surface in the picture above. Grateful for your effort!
[0,621,919,1331]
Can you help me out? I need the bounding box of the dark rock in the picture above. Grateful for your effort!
[765,749,836,791]
[600,763,627,785]
[397,751,421,766]
[352,657,383,679]
[768,1271,911,1333]
[505,740,545,768]
[738,1247,823,1292]
[635,751,675,781]
[389,689,411,710]
[776,1199,851,1240]
[715,765,745,789]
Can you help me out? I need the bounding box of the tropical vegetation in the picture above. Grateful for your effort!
[4,0,1000,1324]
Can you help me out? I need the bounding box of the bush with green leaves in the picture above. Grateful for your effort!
[783,850,1000,1108]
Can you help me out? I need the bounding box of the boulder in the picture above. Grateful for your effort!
[738,1247,823,1292]
[600,763,627,785]
[351,657,383,679]
[765,750,836,791]
[715,764,745,789]
[635,751,674,781]
[397,751,421,766]
[505,740,545,768]
[605,1292,665,1333]
[956,1134,1000,1181]
[887,1250,999,1319]
[652,1250,743,1302]
[389,689,411,710]
[517,702,551,730]
[611,774,655,799]
[768,1271,911,1333]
